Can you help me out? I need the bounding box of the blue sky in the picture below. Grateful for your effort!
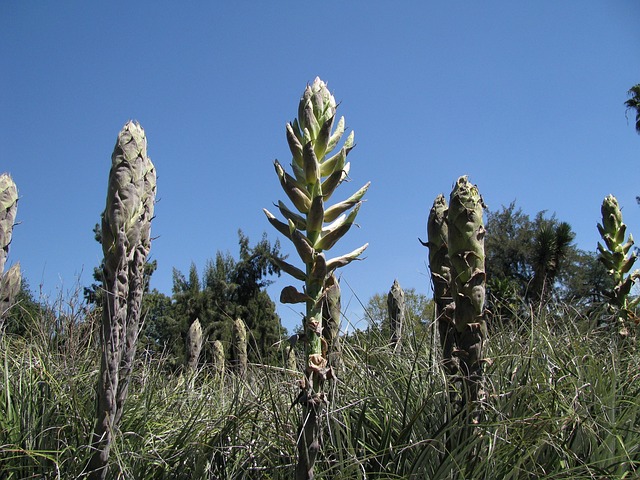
[2,2,639,332]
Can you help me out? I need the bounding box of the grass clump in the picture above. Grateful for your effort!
[1,290,640,479]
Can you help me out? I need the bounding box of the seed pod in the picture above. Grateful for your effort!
[286,123,304,167]
[272,256,307,282]
[276,201,307,231]
[303,141,321,186]
[321,163,350,201]
[320,145,349,177]
[314,114,335,160]
[325,116,345,154]
[274,160,311,214]
[263,208,293,240]
[315,202,362,252]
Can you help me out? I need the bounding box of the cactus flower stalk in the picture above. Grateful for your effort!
[448,176,486,411]
[424,194,457,375]
[0,262,20,328]
[232,317,248,377]
[213,339,225,380]
[265,77,368,480]
[0,173,19,335]
[0,173,18,276]
[322,273,342,370]
[387,279,404,352]
[597,194,640,332]
[89,121,156,479]
[186,318,203,373]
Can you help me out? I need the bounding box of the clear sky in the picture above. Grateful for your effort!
[2,2,639,333]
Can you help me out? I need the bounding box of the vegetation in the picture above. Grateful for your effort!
[1,81,640,479]
[0,173,20,337]
[625,83,640,134]
[484,202,610,320]
[444,176,487,422]
[2,292,640,479]
[89,121,157,479]
[264,77,369,479]
[597,194,639,332]
[165,231,285,367]
[365,287,434,338]
[387,279,405,352]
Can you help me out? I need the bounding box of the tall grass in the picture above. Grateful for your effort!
[1,291,639,479]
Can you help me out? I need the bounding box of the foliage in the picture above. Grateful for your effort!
[159,231,285,366]
[365,287,434,338]
[90,120,157,478]
[264,77,369,478]
[0,173,20,336]
[625,83,640,135]
[485,202,606,315]
[3,279,50,337]
[3,286,640,479]
[597,194,640,330]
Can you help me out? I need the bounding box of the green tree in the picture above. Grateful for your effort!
[366,287,434,339]
[529,220,575,303]
[558,250,612,306]
[139,289,177,354]
[485,203,602,313]
[625,83,640,135]
[484,203,533,292]
[169,231,285,365]
[4,278,49,337]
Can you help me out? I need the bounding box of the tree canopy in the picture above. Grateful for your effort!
[484,203,611,319]
[142,231,285,367]
[625,83,640,135]
[365,286,434,336]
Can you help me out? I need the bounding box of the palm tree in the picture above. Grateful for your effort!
[529,221,575,304]
[625,84,640,134]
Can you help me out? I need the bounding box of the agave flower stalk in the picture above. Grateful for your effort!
[322,273,342,369]
[0,173,18,275]
[597,194,640,331]
[265,77,369,480]
[284,344,297,371]
[213,339,225,380]
[89,121,156,479]
[232,317,248,377]
[186,318,203,373]
[448,176,486,411]
[0,173,19,334]
[423,194,458,380]
[387,279,405,352]
[0,263,20,330]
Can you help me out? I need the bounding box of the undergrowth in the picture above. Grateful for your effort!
[1,296,639,479]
